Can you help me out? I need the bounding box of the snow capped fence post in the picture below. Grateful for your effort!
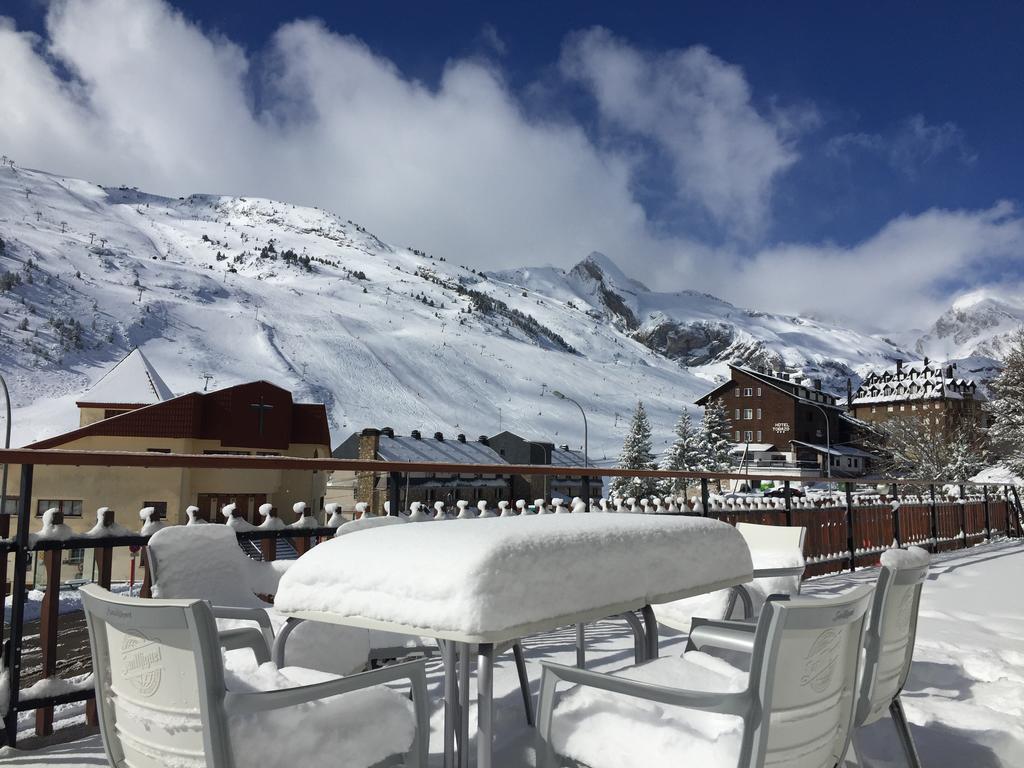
[845,482,856,572]
[929,484,939,552]
[959,485,968,547]
[2,463,33,748]
[35,537,62,737]
[983,485,991,540]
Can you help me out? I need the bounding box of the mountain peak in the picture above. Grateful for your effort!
[572,252,650,293]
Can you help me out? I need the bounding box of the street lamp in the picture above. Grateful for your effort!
[807,401,832,488]
[0,374,10,518]
[551,391,590,507]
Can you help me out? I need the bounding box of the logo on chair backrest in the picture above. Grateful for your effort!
[801,629,841,693]
[121,630,163,697]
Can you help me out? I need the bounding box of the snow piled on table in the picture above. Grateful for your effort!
[276,515,752,637]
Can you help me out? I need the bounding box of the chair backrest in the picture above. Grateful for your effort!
[148,524,267,609]
[856,546,929,726]
[736,522,807,553]
[80,583,234,768]
[742,584,874,768]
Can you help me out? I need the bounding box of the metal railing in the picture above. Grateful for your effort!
[0,447,1020,748]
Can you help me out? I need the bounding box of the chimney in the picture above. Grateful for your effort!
[411,429,422,440]
[433,431,444,441]
[946,364,954,378]
[457,433,467,443]
[922,356,929,367]
[380,426,395,438]
[478,435,489,445]
[895,359,903,373]
[812,379,822,391]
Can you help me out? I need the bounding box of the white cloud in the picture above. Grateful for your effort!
[0,0,1020,333]
[827,114,976,176]
[560,27,802,240]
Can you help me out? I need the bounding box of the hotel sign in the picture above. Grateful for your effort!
[772,422,791,434]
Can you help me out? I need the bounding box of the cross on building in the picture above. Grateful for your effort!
[250,397,274,435]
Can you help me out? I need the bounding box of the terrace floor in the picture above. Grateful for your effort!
[3,538,1022,767]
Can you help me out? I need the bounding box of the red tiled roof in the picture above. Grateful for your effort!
[28,381,329,450]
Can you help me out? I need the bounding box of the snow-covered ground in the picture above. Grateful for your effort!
[2,537,1021,767]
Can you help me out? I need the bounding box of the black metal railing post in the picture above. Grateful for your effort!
[387,471,402,516]
[783,480,792,526]
[700,478,710,517]
[890,483,901,548]
[845,482,856,572]
[959,484,968,547]
[2,463,33,747]
[929,484,939,552]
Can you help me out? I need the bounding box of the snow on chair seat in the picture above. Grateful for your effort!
[147,524,372,676]
[79,584,428,768]
[537,584,874,768]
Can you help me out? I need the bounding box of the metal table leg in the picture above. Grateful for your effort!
[575,623,586,668]
[477,643,495,768]
[459,642,470,768]
[442,640,457,768]
[640,605,659,660]
[512,641,534,726]
[617,611,647,664]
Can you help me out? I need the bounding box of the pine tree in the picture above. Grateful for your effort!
[611,401,659,498]
[698,398,734,471]
[987,329,1024,476]
[661,409,703,495]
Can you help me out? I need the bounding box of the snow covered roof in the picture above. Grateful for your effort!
[375,433,508,466]
[790,440,875,459]
[969,464,1024,486]
[728,443,777,454]
[852,359,985,405]
[550,446,587,467]
[78,348,174,406]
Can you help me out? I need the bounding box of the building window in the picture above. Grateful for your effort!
[911,404,917,411]
[735,388,741,397]
[887,405,895,412]
[743,430,753,442]
[756,387,762,396]
[36,499,83,517]
[146,448,171,453]
[756,430,763,442]
[735,430,741,441]
[756,408,762,419]
[900,405,906,411]
[144,501,168,519]
[735,408,740,420]
[871,406,877,414]
[743,408,753,419]
[743,387,753,397]
[64,548,85,565]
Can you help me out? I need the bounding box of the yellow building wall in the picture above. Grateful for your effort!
[2,435,329,585]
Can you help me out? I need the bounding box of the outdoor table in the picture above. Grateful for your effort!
[274,514,753,768]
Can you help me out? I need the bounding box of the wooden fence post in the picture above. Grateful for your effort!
[2,463,34,748]
[959,485,968,548]
[982,485,991,540]
[929,484,939,552]
[845,482,856,572]
[86,509,115,727]
[260,536,276,562]
[35,547,62,736]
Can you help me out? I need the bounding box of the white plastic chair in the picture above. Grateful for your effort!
[656,523,807,633]
[536,585,874,768]
[80,584,428,768]
[147,525,372,675]
[853,546,929,767]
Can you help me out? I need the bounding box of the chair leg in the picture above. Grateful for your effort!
[575,623,586,668]
[513,641,535,726]
[618,611,647,663]
[890,696,923,768]
[535,666,560,768]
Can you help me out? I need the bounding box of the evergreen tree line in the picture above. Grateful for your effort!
[611,399,732,499]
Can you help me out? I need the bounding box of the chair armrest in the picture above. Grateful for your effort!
[537,661,748,716]
[225,658,429,716]
[686,618,757,655]
[752,566,805,579]
[219,627,271,665]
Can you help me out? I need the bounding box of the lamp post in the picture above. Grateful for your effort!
[551,391,590,507]
[0,374,10,517]
[808,401,832,489]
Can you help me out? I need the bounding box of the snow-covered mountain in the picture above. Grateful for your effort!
[0,162,920,458]
[916,290,1024,362]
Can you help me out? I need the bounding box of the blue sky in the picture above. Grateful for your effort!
[1,0,1023,329]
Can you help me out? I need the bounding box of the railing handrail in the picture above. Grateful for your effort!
[0,447,1003,486]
